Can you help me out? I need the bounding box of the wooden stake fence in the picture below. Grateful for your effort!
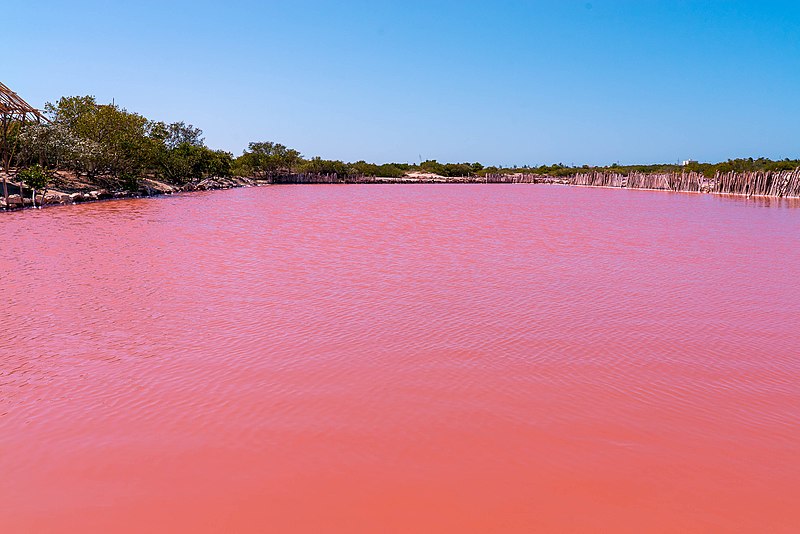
[267,169,800,199]
[562,169,800,198]
[714,169,800,198]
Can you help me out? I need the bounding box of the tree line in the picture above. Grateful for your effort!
[12,96,232,192]
[3,94,799,203]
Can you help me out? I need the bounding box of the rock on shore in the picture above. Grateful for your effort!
[2,174,267,211]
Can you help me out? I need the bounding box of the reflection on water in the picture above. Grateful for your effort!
[711,192,800,209]
[1,185,799,533]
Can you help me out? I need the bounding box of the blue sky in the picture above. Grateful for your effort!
[4,1,799,165]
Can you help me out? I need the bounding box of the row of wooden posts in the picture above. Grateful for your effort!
[567,171,708,192]
[270,173,545,184]
[566,169,800,197]
[714,169,800,198]
[270,169,800,198]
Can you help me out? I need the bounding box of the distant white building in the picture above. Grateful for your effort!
[681,159,698,166]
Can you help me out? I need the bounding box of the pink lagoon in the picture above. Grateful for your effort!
[1,184,799,532]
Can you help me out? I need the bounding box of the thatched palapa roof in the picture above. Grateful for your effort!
[0,81,47,123]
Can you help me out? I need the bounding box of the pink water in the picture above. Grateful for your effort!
[1,185,799,533]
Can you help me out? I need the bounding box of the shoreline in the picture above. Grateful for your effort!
[4,172,800,213]
[0,174,270,211]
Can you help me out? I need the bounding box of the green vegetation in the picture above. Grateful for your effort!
[16,96,234,190]
[418,160,483,177]
[4,94,799,197]
[234,142,302,178]
[17,164,49,208]
[479,159,800,179]
[18,164,48,189]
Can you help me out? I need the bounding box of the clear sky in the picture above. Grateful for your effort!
[4,1,799,166]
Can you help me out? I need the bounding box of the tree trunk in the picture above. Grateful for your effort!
[19,177,27,208]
